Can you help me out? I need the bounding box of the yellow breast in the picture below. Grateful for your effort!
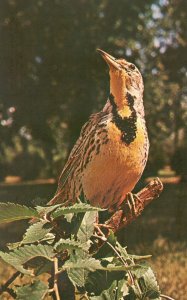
[81,116,148,208]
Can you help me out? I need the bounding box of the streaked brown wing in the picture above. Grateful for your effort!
[49,110,109,204]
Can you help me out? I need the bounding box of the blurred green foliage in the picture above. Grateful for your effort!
[0,0,186,179]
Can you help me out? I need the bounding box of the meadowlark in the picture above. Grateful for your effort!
[49,49,149,210]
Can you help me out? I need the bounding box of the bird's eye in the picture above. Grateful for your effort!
[129,64,136,70]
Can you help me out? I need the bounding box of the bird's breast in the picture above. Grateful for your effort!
[81,116,149,208]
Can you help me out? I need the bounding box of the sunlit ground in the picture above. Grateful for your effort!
[151,244,187,300]
[0,183,186,299]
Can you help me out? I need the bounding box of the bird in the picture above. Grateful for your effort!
[49,49,149,211]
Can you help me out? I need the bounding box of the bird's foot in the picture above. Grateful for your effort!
[126,192,143,217]
[94,223,113,237]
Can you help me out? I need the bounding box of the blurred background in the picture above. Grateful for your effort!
[0,0,186,299]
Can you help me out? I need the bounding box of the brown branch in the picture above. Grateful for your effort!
[105,177,163,233]
[92,178,163,252]
[0,271,20,298]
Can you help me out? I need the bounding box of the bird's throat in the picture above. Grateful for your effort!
[109,93,137,145]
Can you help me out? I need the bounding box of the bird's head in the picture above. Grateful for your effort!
[97,49,144,115]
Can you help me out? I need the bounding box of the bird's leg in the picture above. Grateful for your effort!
[94,210,113,234]
[94,223,113,236]
[93,213,110,237]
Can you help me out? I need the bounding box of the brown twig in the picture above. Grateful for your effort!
[53,258,61,300]
[0,270,20,298]
[90,178,163,253]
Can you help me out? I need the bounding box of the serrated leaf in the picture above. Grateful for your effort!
[0,203,39,224]
[22,221,53,244]
[23,256,53,276]
[140,267,160,299]
[86,269,125,296]
[90,279,125,300]
[131,262,149,278]
[51,203,104,219]
[65,260,131,273]
[34,260,53,276]
[16,280,48,300]
[64,257,102,271]
[65,256,101,287]
[0,244,54,275]
[77,211,97,244]
[55,238,88,252]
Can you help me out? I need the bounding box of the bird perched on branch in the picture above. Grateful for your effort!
[49,49,149,210]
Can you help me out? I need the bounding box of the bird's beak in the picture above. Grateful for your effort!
[97,49,120,70]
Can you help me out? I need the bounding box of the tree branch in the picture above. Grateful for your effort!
[93,178,163,252]
[0,271,20,298]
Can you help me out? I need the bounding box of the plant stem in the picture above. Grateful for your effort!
[106,240,142,297]
[0,270,20,297]
[160,294,175,300]
[4,287,17,298]
[53,258,60,300]
[93,232,142,298]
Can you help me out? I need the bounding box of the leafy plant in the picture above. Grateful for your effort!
[0,201,164,300]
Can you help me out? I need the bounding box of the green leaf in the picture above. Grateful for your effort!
[16,280,48,300]
[65,259,132,272]
[65,256,101,287]
[90,279,125,300]
[55,238,88,252]
[140,267,160,299]
[77,211,98,243]
[0,244,54,275]
[131,262,149,278]
[64,257,102,271]
[22,221,53,244]
[0,203,39,224]
[68,267,89,288]
[107,230,117,246]
[51,203,104,219]
[34,260,53,276]
[86,269,125,296]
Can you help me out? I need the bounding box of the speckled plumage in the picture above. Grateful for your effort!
[49,50,149,209]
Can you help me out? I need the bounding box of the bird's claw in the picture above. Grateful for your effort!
[126,192,142,216]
